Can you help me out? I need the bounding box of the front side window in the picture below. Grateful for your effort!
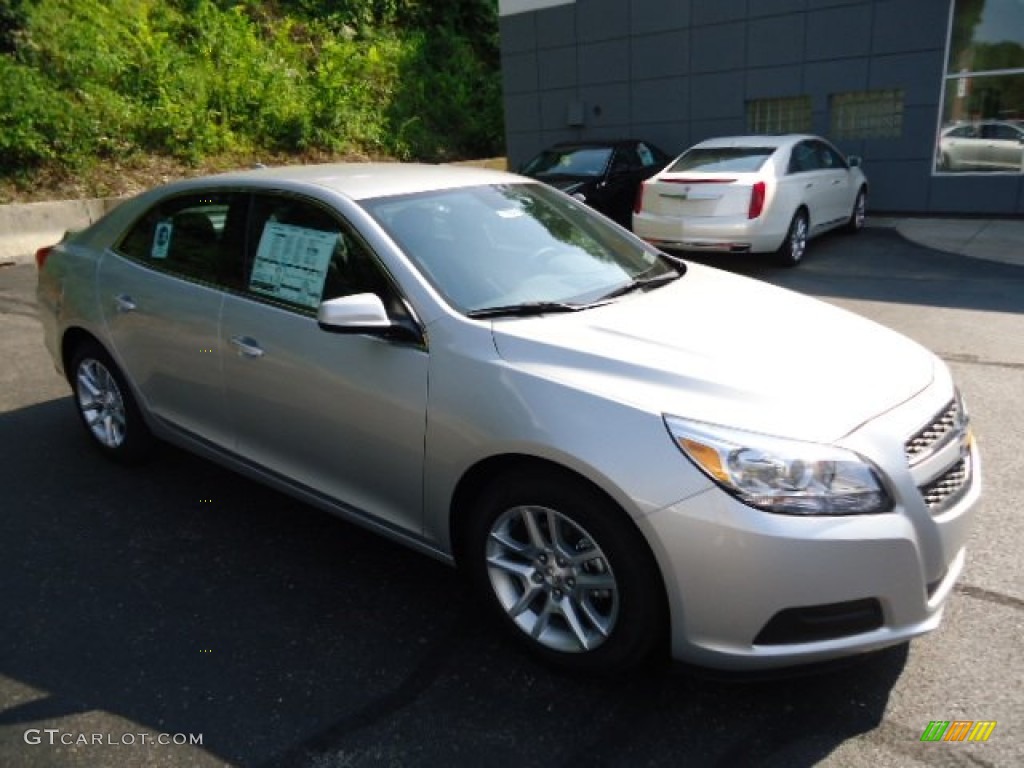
[245,194,395,314]
[937,0,1024,174]
[116,191,247,289]
[813,141,848,170]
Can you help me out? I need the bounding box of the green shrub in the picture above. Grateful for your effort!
[2,0,503,178]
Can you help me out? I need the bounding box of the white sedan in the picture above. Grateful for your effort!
[633,134,868,266]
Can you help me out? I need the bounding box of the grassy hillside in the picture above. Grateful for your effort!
[0,0,504,201]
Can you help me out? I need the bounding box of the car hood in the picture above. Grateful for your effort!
[490,263,936,444]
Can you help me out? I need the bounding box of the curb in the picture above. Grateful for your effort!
[0,197,126,266]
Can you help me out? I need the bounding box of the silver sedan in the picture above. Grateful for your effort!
[36,163,979,672]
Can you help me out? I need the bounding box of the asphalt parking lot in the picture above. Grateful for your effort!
[1,227,1022,768]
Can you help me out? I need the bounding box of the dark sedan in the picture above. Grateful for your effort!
[520,139,671,228]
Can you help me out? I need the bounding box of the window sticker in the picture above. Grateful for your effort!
[250,222,338,309]
[152,219,173,260]
[637,143,654,167]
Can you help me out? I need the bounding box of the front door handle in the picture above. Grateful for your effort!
[230,335,264,358]
[114,294,136,313]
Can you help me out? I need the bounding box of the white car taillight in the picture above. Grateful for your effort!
[748,181,766,219]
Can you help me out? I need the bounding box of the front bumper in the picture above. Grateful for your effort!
[640,383,980,670]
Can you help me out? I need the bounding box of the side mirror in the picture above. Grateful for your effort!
[848,155,863,168]
[318,293,392,333]
[318,293,423,343]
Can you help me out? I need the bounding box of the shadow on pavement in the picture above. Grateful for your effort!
[0,397,909,767]
[682,228,1024,316]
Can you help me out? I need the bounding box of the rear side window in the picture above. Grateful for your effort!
[667,147,774,173]
[116,191,248,289]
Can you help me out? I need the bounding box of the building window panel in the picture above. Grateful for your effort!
[746,96,812,134]
[938,0,1024,174]
[831,90,904,139]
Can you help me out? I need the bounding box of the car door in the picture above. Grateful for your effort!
[595,146,642,227]
[785,140,833,232]
[98,190,248,447]
[813,140,856,228]
[982,123,1024,171]
[219,192,429,534]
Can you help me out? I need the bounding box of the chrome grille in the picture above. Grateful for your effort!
[905,398,960,465]
[919,456,970,513]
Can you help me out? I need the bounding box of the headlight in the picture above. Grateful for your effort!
[664,416,891,515]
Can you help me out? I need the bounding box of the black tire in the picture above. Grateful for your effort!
[69,340,154,464]
[461,467,666,673]
[776,210,808,267]
[844,187,867,233]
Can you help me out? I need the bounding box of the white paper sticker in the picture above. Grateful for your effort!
[152,220,173,260]
[250,222,338,308]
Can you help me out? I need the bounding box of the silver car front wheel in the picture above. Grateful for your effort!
[845,188,867,233]
[464,468,665,672]
[486,504,619,654]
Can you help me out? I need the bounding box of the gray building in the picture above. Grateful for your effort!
[498,0,1024,215]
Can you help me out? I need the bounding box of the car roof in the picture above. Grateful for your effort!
[547,139,645,150]
[158,162,526,201]
[688,134,818,150]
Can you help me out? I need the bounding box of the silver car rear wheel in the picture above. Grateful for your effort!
[486,504,619,654]
[777,210,808,267]
[76,358,127,449]
[70,341,154,463]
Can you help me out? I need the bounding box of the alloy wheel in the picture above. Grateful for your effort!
[485,504,619,653]
[76,358,128,449]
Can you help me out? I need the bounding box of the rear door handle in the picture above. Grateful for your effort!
[114,294,136,313]
[230,335,264,358]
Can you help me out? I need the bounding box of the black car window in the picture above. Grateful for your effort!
[787,142,820,174]
[948,125,977,139]
[244,194,397,316]
[636,142,659,167]
[116,191,248,289]
[613,145,642,171]
[983,123,1020,141]
[669,147,774,173]
[815,141,847,170]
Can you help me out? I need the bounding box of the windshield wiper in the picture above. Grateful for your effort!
[597,269,682,302]
[466,301,584,319]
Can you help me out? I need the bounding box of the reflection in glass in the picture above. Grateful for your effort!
[937,76,1024,173]
[947,0,1024,73]
[938,0,1024,174]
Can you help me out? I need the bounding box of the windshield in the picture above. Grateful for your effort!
[667,147,775,173]
[362,183,678,314]
[521,147,613,177]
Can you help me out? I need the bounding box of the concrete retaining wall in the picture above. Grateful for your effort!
[0,197,125,266]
